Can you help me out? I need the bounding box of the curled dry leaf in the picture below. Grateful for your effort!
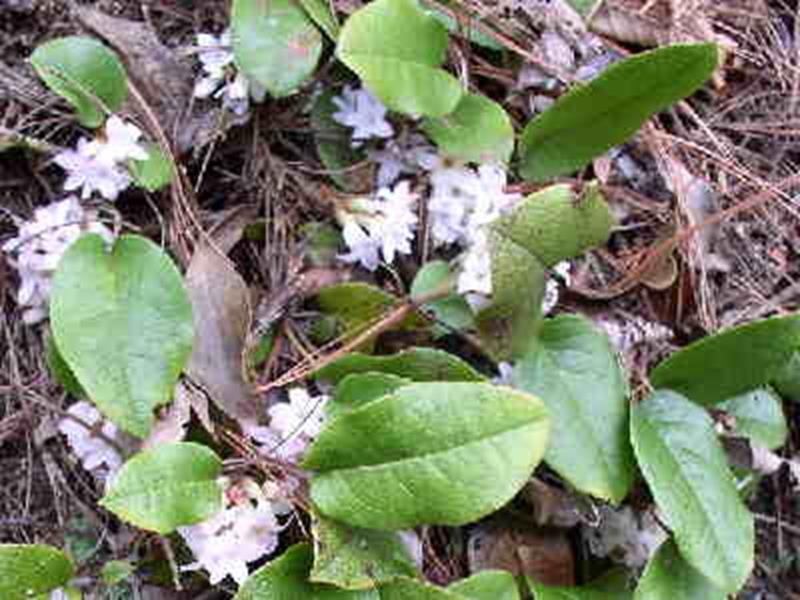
[467,519,575,586]
[185,206,259,423]
[142,383,191,449]
[520,478,584,529]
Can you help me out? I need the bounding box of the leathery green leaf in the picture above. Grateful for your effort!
[630,390,754,593]
[30,36,127,128]
[235,543,377,599]
[718,388,788,450]
[336,0,463,116]
[514,314,634,503]
[232,0,323,97]
[519,44,717,181]
[304,382,550,529]
[100,443,223,534]
[650,313,800,406]
[0,544,74,600]
[448,570,520,600]
[50,234,194,438]
[634,539,726,600]
[310,515,418,589]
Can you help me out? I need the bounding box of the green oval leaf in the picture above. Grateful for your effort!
[650,314,800,406]
[100,442,223,534]
[514,315,634,503]
[236,543,377,599]
[298,0,340,40]
[719,388,788,450]
[634,539,726,600]
[315,347,486,384]
[311,90,367,191]
[380,577,469,599]
[448,570,520,600]
[525,578,629,600]
[423,93,514,164]
[129,143,173,192]
[410,260,474,335]
[305,382,550,529]
[232,0,323,97]
[518,43,718,181]
[51,234,194,438]
[311,515,418,589]
[480,183,614,359]
[630,390,754,593]
[0,544,74,600]
[336,0,463,117]
[30,36,127,128]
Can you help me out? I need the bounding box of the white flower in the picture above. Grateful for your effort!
[267,387,328,460]
[366,134,435,187]
[2,197,113,324]
[457,229,492,304]
[193,30,265,115]
[492,362,514,386]
[54,139,132,201]
[542,261,570,315]
[332,85,394,144]
[179,479,280,586]
[93,116,149,165]
[337,181,419,270]
[57,401,123,473]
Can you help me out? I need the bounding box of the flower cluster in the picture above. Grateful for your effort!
[54,115,149,201]
[57,401,123,478]
[337,180,419,271]
[179,478,282,585]
[2,197,114,324]
[331,85,394,145]
[193,30,265,115]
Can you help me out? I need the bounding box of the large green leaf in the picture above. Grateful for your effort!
[129,143,173,192]
[423,93,514,164]
[100,442,223,534]
[718,388,788,450]
[630,390,753,593]
[30,36,127,128]
[526,579,629,600]
[0,544,74,600]
[634,539,726,600]
[380,577,469,599]
[311,515,418,589]
[315,347,485,384]
[513,315,634,503]
[236,543,377,599]
[479,183,614,359]
[328,372,412,420]
[518,43,717,181]
[304,382,550,529]
[650,314,800,406]
[448,570,520,600]
[336,0,463,117]
[232,0,323,97]
[50,234,194,438]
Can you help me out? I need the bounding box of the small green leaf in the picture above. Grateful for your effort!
[235,543,377,599]
[315,347,486,384]
[634,539,726,600]
[650,314,800,406]
[305,382,550,529]
[773,351,800,401]
[101,560,135,585]
[514,315,634,502]
[525,578,629,600]
[336,0,463,117]
[630,390,754,593]
[45,333,85,398]
[329,372,412,419]
[718,388,787,450]
[518,43,718,181]
[129,143,173,191]
[410,260,475,335]
[100,442,223,534]
[310,90,367,191]
[423,93,514,164]
[0,544,74,600]
[311,515,418,589]
[448,570,520,600]
[50,234,194,438]
[316,282,426,352]
[232,0,323,97]
[479,183,614,359]
[565,0,601,16]
[30,36,127,128]
[426,8,503,50]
